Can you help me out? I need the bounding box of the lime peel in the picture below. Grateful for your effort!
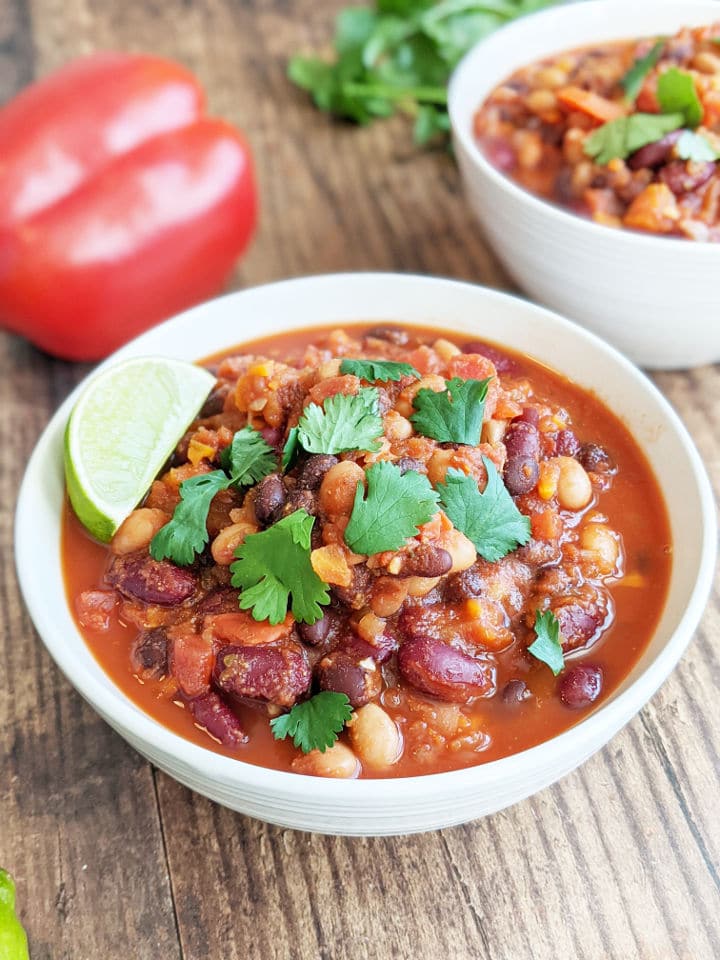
[64,356,215,542]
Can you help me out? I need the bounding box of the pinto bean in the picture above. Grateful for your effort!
[627,130,682,170]
[365,325,409,345]
[213,642,311,708]
[397,637,496,702]
[394,544,452,578]
[130,628,169,679]
[558,664,603,708]
[504,455,539,496]
[297,454,339,491]
[253,473,286,525]
[319,461,366,516]
[106,553,196,605]
[186,691,248,747]
[316,650,382,708]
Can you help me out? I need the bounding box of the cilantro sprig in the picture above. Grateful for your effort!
[621,40,664,103]
[437,460,531,563]
[344,460,439,554]
[270,691,354,753]
[527,609,565,676]
[219,426,277,486]
[150,471,233,567]
[657,67,703,128]
[150,425,277,567]
[340,358,420,382]
[231,509,330,624]
[676,130,720,162]
[297,387,383,455]
[411,377,490,445]
[289,0,562,147]
[282,426,300,471]
[584,112,684,166]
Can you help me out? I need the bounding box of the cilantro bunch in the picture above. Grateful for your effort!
[289,0,562,145]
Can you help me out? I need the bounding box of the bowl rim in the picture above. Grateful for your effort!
[15,272,717,803]
[447,0,720,256]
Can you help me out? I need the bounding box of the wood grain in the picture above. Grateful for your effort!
[0,1,718,958]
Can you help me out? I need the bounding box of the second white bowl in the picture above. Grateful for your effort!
[449,0,720,369]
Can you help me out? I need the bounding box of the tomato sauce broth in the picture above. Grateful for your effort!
[62,323,672,777]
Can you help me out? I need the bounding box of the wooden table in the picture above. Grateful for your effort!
[1,2,718,958]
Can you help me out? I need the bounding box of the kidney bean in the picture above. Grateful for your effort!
[297,612,333,646]
[297,454,339,491]
[197,587,241,617]
[514,406,540,427]
[397,637,496,702]
[254,473,286,525]
[627,130,682,170]
[106,553,196,605]
[502,679,532,704]
[461,340,518,374]
[660,160,716,195]
[558,664,603,708]
[365,325,409,345]
[396,456,426,475]
[260,426,283,448]
[283,487,318,517]
[555,429,581,458]
[186,691,248,747]
[482,137,517,173]
[443,564,483,601]
[130,628,168,680]
[395,544,452,578]
[552,597,605,652]
[214,642,311,708]
[344,630,397,665]
[579,442,615,474]
[504,421,540,459]
[504,455,539,496]
[316,650,382,708]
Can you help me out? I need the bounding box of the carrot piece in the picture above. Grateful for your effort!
[623,183,680,234]
[557,86,625,124]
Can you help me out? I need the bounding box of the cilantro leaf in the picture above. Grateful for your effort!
[410,377,490,445]
[150,471,231,567]
[339,358,420,382]
[621,40,664,103]
[583,112,684,165]
[676,129,719,162]
[219,426,277,486]
[528,609,565,676]
[657,67,703,128]
[437,461,531,563]
[270,691,354,754]
[344,460,439,554]
[297,387,383,454]
[230,509,330,624]
[282,426,300,471]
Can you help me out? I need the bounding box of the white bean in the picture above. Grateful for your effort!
[319,461,366,517]
[291,742,359,779]
[556,456,592,511]
[211,522,257,566]
[581,523,620,575]
[348,704,402,769]
[111,508,168,555]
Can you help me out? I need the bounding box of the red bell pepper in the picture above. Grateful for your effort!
[0,53,257,360]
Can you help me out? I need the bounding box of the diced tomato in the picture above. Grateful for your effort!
[203,611,294,647]
[75,590,117,632]
[408,345,443,375]
[623,184,680,234]
[170,628,215,697]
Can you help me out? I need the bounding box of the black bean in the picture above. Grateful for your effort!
[396,457,426,475]
[396,544,452,578]
[316,650,382,708]
[297,454,338,490]
[297,613,332,646]
[199,383,231,417]
[254,473,286,525]
[502,679,532,704]
[283,487,318,517]
[579,443,614,474]
[504,455,539,496]
[505,421,540,459]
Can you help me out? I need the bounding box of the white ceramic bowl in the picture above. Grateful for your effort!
[449,0,720,369]
[15,274,716,835]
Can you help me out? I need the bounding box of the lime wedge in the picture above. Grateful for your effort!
[64,356,215,542]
